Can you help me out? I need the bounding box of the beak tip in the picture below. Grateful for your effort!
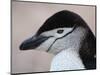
[19,43,25,50]
[19,45,23,50]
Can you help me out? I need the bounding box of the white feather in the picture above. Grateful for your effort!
[50,48,85,71]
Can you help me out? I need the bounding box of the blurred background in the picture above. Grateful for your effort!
[12,1,96,73]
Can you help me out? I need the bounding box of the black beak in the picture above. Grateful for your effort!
[20,35,50,50]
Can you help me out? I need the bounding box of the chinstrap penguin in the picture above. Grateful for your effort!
[20,10,96,71]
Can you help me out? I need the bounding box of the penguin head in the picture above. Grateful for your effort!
[20,10,93,55]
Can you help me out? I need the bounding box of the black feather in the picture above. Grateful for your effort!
[36,10,86,35]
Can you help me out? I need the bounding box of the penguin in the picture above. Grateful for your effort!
[20,10,96,71]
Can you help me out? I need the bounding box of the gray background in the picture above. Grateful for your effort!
[12,1,96,73]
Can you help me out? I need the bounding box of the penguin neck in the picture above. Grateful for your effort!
[50,27,87,71]
[50,48,85,71]
[63,26,86,53]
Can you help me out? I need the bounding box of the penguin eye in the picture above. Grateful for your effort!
[57,30,64,34]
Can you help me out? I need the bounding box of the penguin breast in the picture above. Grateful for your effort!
[50,48,85,71]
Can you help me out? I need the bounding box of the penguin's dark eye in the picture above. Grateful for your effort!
[57,30,64,34]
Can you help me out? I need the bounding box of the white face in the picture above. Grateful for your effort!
[35,27,73,54]
[42,28,73,38]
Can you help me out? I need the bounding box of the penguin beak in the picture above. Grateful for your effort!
[20,35,50,50]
